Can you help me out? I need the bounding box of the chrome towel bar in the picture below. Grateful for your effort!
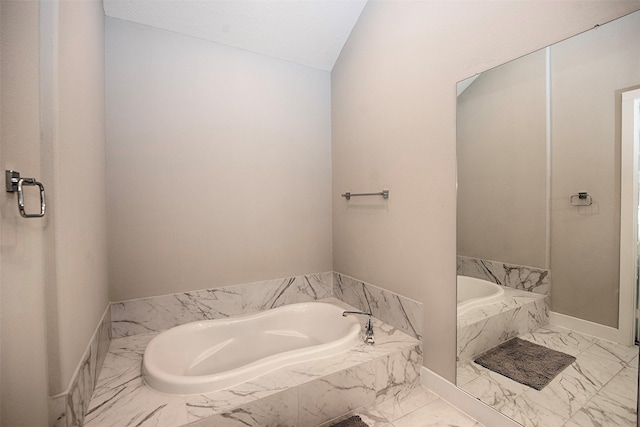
[341,189,389,201]
[5,170,46,218]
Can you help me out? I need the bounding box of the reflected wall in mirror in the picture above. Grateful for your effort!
[456,10,639,427]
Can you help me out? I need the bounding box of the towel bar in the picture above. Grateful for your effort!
[341,190,389,201]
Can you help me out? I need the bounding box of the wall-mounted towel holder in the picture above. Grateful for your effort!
[341,189,389,201]
[570,192,592,207]
[5,170,46,218]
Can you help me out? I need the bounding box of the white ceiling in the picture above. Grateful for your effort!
[103,0,367,71]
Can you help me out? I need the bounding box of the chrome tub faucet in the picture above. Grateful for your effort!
[342,311,375,345]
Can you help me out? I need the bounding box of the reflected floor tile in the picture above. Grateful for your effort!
[456,362,488,387]
[581,341,639,364]
[391,398,481,427]
[522,351,624,420]
[459,373,528,411]
[564,387,637,427]
[352,407,392,427]
[499,395,567,427]
[519,325,593,356]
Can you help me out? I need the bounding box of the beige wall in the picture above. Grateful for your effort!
[332,1,639,381]
[50,0,110,393]
[0,1,50,424]
[550,11,640,327]
[1,0,109,417]
[457,50,548,269]
[106,18,332,301]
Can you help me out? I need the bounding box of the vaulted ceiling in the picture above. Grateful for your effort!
[103,0,368,71]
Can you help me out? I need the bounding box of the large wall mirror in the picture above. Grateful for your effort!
[456,10,639,427]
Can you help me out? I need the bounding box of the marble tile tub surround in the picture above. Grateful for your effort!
[333,272,422,340]
[457,255,550,296]
[112,271,423,342]
[84,298,421,427]
[111,271,334,338]
[457,288,549,364]
[49,305,112,427]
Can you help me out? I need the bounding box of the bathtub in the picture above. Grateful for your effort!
[457,276,505,316]
[142,302,361,395]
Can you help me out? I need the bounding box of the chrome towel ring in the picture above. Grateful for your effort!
[5,170,46,218]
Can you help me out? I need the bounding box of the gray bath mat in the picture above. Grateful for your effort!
[329,415,369,427]
[474,337,576,390]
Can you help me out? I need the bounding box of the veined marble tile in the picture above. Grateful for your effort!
[600,366,638,406]
[241,272,332,313]
[456,361,488,387]
[111,286,243,338]
[49,394,67,427]
[519,324,594,356]
[349,407,393,427]
[298,360,377,427]
[375,385,438,421]
[564,387,637,427]
[457,287,546,328]
[457,256,507,287]
[391,398,481,427]
[66,343,93,427]
[629,354,639,368]
[111,272,333,339]
[521,362,598,419]
[88,298,420,427]
[582,340,639,364]
[499,395,567,427]
[374,346,421,400]
[186,388,298,427]
[185,369,297,420]
[95,307,112,384]
[84,333,188,427]
[524,350,625,419]
[457,256,550,295]
[459,372,529,411]
[84,375,188,427]
[333,272,422,340]
[458,304,532,364]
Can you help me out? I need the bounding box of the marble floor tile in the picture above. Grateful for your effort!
[391,398,482,427]
[375,384,439,421]
[600,366,638,406]
[629,354,639,368]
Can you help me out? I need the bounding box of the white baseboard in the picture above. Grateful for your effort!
[549,311,625,344]
[420,367,520,427]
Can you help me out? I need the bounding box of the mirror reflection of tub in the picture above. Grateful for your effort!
[456,275,504,316]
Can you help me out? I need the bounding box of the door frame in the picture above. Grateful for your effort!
[619,88,640,346]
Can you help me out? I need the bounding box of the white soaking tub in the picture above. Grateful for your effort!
[457,276,505,316]
[142,302,361,395]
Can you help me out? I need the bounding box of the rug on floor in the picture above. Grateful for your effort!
[329,415,369,427]
[474,337,576,390]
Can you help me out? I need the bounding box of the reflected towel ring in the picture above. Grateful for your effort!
[570,192,592,207]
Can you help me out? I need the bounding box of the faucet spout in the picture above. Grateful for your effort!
[342,311,375,345]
